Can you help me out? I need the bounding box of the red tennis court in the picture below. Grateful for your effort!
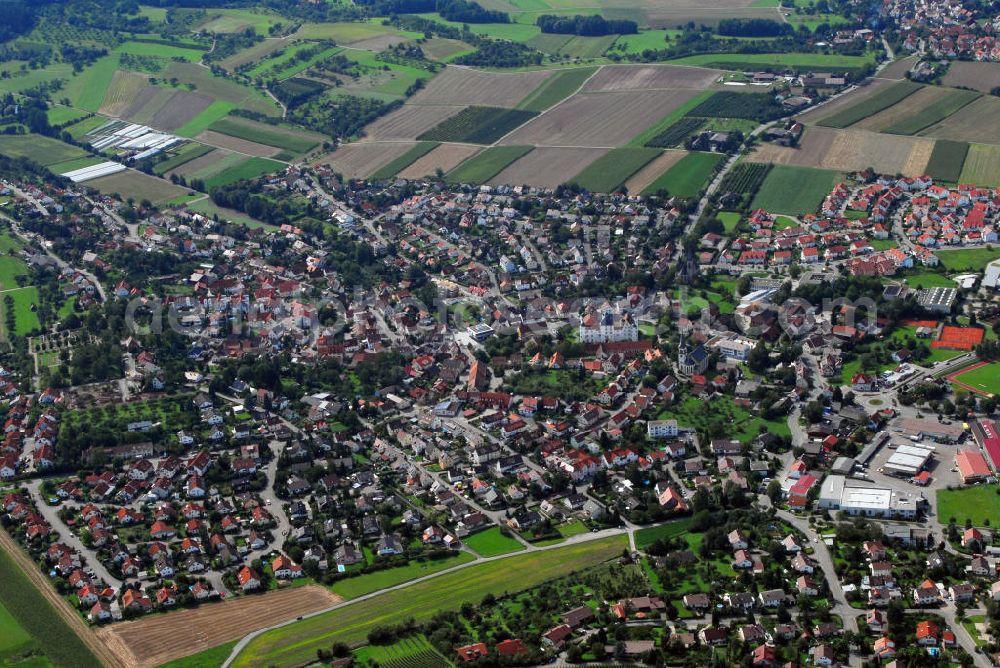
[933,326,985,350]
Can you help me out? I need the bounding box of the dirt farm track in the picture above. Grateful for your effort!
[97,585,343,667]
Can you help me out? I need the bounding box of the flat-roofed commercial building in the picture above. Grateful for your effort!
[818,475,921,519]
[884,443,935,476]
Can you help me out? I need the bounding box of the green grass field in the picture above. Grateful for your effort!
[669,52,874,73]
[45,106,88,127]
[294,20,421,42]
[935,247,1000,271]
[447,145,532,184]
[157,641,238,668]
[558,35,617,58]
[0,543,100,667]
[202,157,285,189]
[898,270,956,288]
[612,30,673,54]
[718,211,741,233]
[87,170,191,206]
[959,143,1000,187]
[114,40,205,62]
[751,164,841,215]
[635,518,692,550]
[884,88,981,135]
[817,81,922,128]
[642,151,724,198]
[233,536,626,667]
[516,66,596,112]
[208,117,320,154]
[47,156,104,174]
[2,287,41,337]
[370,142,439,179]
[330,551,476,599]
[0,134,89,166]
[173,101,237,138]
[656,394,790,442]
[952,361,1000,396]
[463,527,525,557]
[0,256,29,291]
[152,143,215,175]
[571,147,661,192]
[937,485,1000,528]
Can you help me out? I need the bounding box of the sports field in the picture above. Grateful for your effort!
[933,326,985,351]
[949,361,1000,396]
[463,527,525,557]
[231,536,626,667]
[937,485,1000,527]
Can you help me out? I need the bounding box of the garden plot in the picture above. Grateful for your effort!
[398,143,481,179]
[501,89,700,148]
[582,64,721,92]
[408,66,551,108]
[315,141,421,178]
[488,146,609,189]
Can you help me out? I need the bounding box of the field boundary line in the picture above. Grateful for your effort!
[0,527,125,668]
[488,65,603,148]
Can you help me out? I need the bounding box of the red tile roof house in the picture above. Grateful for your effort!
[455,642,488,662]
[496,639,527,657]
[237,566,262,591]
[542,624,572,648]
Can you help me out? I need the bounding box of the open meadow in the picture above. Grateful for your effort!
[937,485,1000,527]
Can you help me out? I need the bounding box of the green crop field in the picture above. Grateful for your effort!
[114,40,205,62]
[817,81,922,128]
[370,142,439,179]
[330,551,476,599]
[0,542,100,667]
[152,143,215,175]
[87,170,191,206]
[447,145,533,183]
[937,485,1000,528]
[64,116,108,140]
[924,139,969,182]
[418,107,538,144]
[208,117,320,154]
[64,54,119,112]
[641,151,724,198]
[883,88,981,135]
[47,156,104,174]
[935,247,1000,271]
[558,35,617,58]
[571,147,661,192]
[0,134,88,166]
[354,635,451,668]
[751,164,841,215]
[463,527,525,557]
[232,536,626,667]
[516,66,596,112]
[202,157,285,189]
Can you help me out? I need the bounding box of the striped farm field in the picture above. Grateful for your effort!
[959,144,1000,187]
[99,70,151,116]
[399,143,482,180]
[641,151,724,197]
[446,145,532,184]
[882,87,980,135]
[370,142,439,179]
[816,81,922,128]
[571,147,662,192]
[208,116,321,154]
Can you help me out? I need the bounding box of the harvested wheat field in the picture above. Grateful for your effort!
[488,146,609,188]
[167,147,233,178]
[582,64,720,92]
[502,90,698,148]
[398,143,481,179]
[942,61,1000,93]
[99,70,150,116]
[97,585,343,668]
[849,86,953,131]
[747,126,838,167]
[749,126,933,176]
[366,105,464,141]
[149,91,214,131]
[623,150,687,193]
[408,66,550,108]
[877,55,918,81]
[316,141,419,177]
[197,130,283,157]
[920,95,1000,145]
[797,79,894,124]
